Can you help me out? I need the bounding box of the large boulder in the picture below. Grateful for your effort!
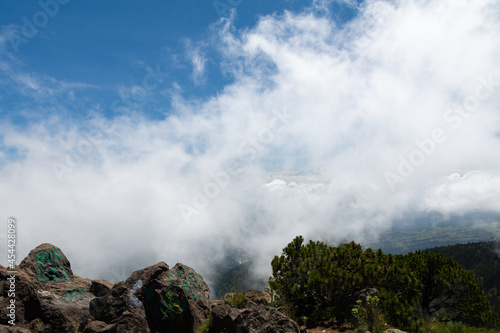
[89,261,169,324]
[211,291,303,333]
[82,320,107,333]
[0,244,95,333]
[89,280,114,297]
[90,261,210,333]
[140,263,211,333]
[89,281,131,323]
[0,268,41,325]
[243,290,272,305]
[19,243,73,283]
[95,311,150,333]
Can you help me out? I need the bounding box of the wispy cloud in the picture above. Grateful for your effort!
[184,40,208,86]
[0,26,96,113]
[7,71,94,98]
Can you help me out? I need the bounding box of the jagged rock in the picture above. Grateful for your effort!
[96,311,150,333]
[90,280,114,297]
[36,288,93,332]
[211,294,302,333]
[1,244,94,333]
[223,293,238,303]
[19,243,74,282]
[25,318,45,331]
[125,262,170,290]
[140,263,210,333]
[211,302,244,332]
[0,267,41,325]
[244,290,272,305]
[0,325,32,332]
[82,320,107,333]
[89,262,169,325]
[90,281,130,323]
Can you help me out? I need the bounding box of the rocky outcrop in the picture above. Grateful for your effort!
[89,280,114,298]
[1,244,95,333]
[89,261,169,325]
[211,290,304,333]
[0,326,32,332]
[0,268,41,325]
[88,261,211,333]
[0,243,302,333]
[81,320,107,333]
[94,311,150,333]
[139,263,211,333]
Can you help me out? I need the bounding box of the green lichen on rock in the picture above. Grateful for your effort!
[159,289,187,320]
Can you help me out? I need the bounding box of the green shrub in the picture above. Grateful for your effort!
[225,292,246,308]
[271,236,500,330]
[425,320,500,333]
[405,251,500,328]
[199,313,212,333]
[271,236,420,327]
[352,296,386,333]
[445,322,467,333]
[266,278,278,307]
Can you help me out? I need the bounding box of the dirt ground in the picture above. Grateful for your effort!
[302,322,356,333]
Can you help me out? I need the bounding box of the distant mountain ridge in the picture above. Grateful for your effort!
[366,211,500,255]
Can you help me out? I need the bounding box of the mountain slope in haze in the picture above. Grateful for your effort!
[366,212,500,255]
[428,241,500,316]
[212,213,500,302]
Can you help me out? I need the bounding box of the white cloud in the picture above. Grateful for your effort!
[421,171,500,214]
[1,0,500,286]
[184,40,208,86]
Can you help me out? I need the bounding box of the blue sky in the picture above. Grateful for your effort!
[0,0,499,281]
[0,0,358,123]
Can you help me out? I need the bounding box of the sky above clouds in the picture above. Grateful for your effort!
[0,0,499,285]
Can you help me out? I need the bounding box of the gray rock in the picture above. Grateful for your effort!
[0,268,41,325]
[139,263,210,333]
[90,280,114,297]
[0,325,32,333]
[96,311,150,333]
[89,262,169,325]
[211,297,302,333]
[2,244,94,333]
[82,320,107,333]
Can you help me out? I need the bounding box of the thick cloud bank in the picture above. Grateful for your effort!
[1,0,500,284]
